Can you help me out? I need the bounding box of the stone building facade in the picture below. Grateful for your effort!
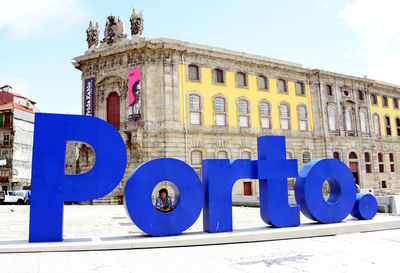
[73,14,400,202]
[0,85,37,191]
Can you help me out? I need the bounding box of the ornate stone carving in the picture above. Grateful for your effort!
[86,21,99,49]
[102,15,127,45]
[130,8,144,36]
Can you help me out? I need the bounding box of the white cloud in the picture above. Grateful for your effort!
[339,0,400,85]
[0,0,85,39]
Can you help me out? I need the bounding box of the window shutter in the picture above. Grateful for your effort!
[216,114,226,126]
[190,112,200,125]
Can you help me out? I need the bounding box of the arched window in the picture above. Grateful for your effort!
[385,116,392,136]
[107,92,120,130]
[360,111,367,133]
[237,72,247,87]
[191,150,203,177]
[326,85,333,96]
[188,94,201,125]
[258,75,268,90]
[213,69,224,84]
[302,152,311,164]
[349,152,358,159]
[295,82,305,95]
[191,151,202,165]
[344,108,353,131]
[333,152,340,160]
[390,153,395,172]
[238,99,250,127]
[217,151,228,159]
[396,117,400,136]
[328,106,336,131]
[358,90,364,100]
[297,105,308,131]
[277,79,287,93]
[364,152,371,173]
[188,65,199,81]
[241,151,251,159]
[279,103,290,130]
[373,114,380,135]
[259,101,271,129]
[378,152,384,173]
[214,97,227,126]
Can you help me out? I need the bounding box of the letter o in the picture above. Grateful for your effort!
[124,158,204,236]
[295,159,357,223]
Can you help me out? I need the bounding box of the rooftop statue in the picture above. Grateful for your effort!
[86,21,99,49]
[102,15,127,45]
[130,8,144,36]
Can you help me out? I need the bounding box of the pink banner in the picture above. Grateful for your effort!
[128,68,141,119]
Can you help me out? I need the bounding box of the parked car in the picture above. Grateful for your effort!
[0,191,25,205]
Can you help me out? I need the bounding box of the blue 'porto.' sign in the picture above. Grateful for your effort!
[29,114,378,242]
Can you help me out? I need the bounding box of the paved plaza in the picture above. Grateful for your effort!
[0,205,399,272]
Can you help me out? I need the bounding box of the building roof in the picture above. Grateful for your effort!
[10,91,36,104]
[0,102,35,114]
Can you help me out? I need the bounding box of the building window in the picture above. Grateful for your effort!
[238,99,250,127]
[333,152,340,160]
[381,181,387,188]
[390,153,395,172]
[383,96,388,107]
[302,152,311,164]
[106,92,120,130]
[188,65,200,81]
[396,117,400,136]
[277,79,287,93]
[365,152,371,173]
[217,151,228,159]
[188,94,201,125]
[213,69,224,84]
[326,85,333,96]
[258,75,268,90]
[373,114,380,136]
[0,150,9,160]
[2,133,10,146]
[394,98,399,109]
[344,108,353,131]
[371,94,378,105]
[295,82,305,95]
[360,111,367,133]
[358,90,364,100]
[279,103,290,130]
[297,105,308,131]
[214,97,227,126]
[191,151,202,165]
[328,106,336,131]
[237,72,247,87]
[286,151,293,159]
[4,113,11,128]
[241,151,251,159]
[378,152,384,173]
[259,101,271,129]
[385,116,391,136]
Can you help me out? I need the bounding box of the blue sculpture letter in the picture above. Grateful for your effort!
[29,113,127,242]
[257,136,300,227]
[295,159,357,223]
[202,159,257,232]
[124,158,203,236]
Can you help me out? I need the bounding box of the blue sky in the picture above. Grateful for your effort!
[1,0,400,114]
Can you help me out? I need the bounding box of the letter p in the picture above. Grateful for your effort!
[29,114,127,242]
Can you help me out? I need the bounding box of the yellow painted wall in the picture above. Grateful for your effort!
[179,64,314,131]
[370,95,400,137]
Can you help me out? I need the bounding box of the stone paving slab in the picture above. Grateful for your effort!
[0,205,399,253]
